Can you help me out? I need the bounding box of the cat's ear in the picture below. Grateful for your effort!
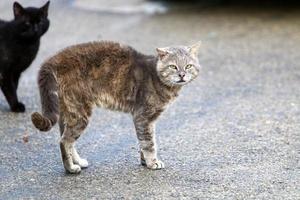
[188,41,202,57]
[13,2,24,18]
[156,47,171,60]
[41,1,50,17]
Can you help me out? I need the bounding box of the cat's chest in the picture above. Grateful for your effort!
[149,88,178,106]
[16,41,39,57]
[12,41,40,69]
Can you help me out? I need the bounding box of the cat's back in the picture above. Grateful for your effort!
[0,19,5,26]
[0,20,15,41]
[48,41,139,73]
[43,41,147,112]
[60,41,130,55]
[0,20,9,41]
[0,20,11,65]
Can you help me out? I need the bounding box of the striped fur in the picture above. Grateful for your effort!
[31,41,201,173]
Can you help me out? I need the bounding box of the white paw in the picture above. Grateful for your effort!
[147,159,165,170]
[76,158,89,168]
[66,164,81,174]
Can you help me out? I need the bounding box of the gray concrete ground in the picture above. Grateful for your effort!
[0,0,299,199]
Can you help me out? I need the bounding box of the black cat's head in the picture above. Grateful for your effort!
[13,1,50,39]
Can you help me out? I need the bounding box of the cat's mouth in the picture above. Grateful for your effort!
[175,79,187,85]
[177,79,186,83]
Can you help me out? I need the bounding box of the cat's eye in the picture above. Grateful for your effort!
[168,65,178,70]
[185,64,194,70]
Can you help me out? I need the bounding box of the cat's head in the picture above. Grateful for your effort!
[156,42,201,86]
[13,1,50,39]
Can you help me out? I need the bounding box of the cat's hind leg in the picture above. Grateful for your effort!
[59,115,89,174]
[60,136,81,174]
[72,145,89,168]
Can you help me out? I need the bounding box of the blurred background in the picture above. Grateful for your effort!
[0,0,299,199]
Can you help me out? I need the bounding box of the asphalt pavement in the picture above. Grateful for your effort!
[0,0,299,199]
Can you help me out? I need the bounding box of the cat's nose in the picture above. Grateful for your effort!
[179,72,185,78]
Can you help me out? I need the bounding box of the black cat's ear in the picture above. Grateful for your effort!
[13,2,24,18]
[41,1,50,17]
[156,47,171,60]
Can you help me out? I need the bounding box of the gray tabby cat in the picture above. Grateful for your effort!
[31,41,201,173]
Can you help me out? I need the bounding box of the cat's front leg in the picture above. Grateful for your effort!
[133,114,165,170]
[1,74,25,112]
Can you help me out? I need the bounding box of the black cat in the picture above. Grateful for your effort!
[0,1,50,112]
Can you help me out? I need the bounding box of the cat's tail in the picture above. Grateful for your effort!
[31,64,58,132]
